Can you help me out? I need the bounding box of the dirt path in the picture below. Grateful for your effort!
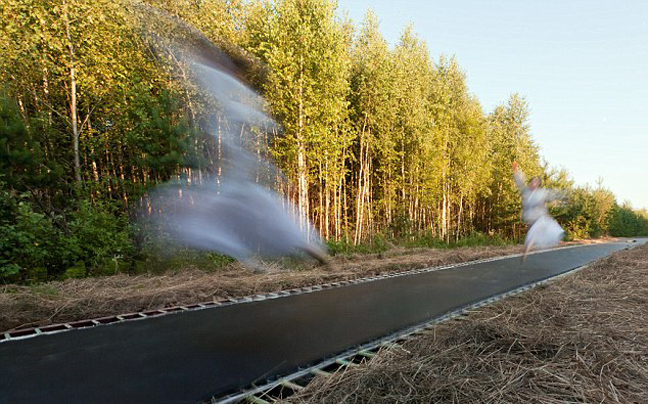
[1,244,529,332]
[284,243,648,404]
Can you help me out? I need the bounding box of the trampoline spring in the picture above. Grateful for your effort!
[357,350,376,358]
[280,380,304,391]
[244,395,273,404]
[335,358,358,367]
[311,368,331,377]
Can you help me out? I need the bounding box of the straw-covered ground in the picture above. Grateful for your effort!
[1,244,528,332]
[283,242,648,404]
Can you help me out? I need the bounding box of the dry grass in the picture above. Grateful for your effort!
[0,244,525,332]
[284,243,648,404]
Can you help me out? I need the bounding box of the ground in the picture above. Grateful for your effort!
[1,244,527,332]
[283,242,648,404]
[1,239,644,402]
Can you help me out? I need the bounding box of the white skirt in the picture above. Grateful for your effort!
[526,215,564,250]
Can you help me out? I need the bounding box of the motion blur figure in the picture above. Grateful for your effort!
[153,180,327,270]
[512,162,564,261]
[142,9,327,270]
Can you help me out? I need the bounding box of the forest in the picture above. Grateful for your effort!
[1,0,647,282]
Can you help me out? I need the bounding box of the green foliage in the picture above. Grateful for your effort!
[404,231,509,249]
[327,231,510,255]
[63,262,87,279]
[123,87,204,182]
[346,11,398,243]
[0,181,134,281]
[0,192,77,281]
[481,94,542,239]
[402,231,447,249]
[0,93,63,191]
[608,203,648,237]
[326,234,389,256]
[207,252,238,268]
[453,232,509,248]
[0,0,644,283]
[133,245,237,275]
[550,180,616,240]
[66,201,134,275]
[246,0,353,236]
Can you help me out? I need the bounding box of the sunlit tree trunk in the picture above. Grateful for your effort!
[63,1,81,184]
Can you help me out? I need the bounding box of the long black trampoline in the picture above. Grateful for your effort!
[0,241,638,404]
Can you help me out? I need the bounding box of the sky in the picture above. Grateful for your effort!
[336,0,648,210]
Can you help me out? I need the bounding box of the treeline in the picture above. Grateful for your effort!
[1,0,646,280]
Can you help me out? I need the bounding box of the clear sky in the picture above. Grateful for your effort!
[336,0,647,210]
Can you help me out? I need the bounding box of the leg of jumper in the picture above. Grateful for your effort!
[522,235,536,263]
[522,220,538,263]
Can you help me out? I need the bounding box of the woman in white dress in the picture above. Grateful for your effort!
[512,162,565,261]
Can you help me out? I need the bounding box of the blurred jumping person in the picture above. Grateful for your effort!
[512,162,564,261]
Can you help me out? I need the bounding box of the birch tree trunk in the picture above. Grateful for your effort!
[63,1,81,184]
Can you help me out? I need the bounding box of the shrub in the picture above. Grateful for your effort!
[0,184,136,282]
[66,200,134,276]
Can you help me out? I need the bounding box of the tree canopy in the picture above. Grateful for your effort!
[1,0,645,281]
